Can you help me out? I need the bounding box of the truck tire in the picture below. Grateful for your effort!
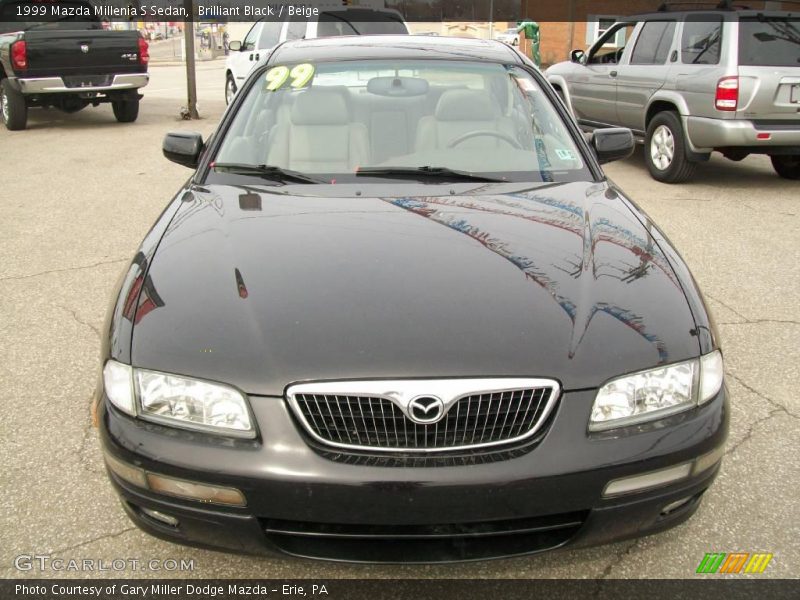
[1,79,28,131]
[112,98,139,123]
[770,155,800,180]
[225,73,237,105]
[645,111,696,184]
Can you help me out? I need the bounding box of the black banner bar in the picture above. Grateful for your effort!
[3,0,796,24]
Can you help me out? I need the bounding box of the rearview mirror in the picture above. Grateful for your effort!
[163,132,203,168]
[228,40,242,51]
[591,128,635,165]
[570,49,585,64]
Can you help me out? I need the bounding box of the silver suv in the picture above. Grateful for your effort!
[546,9,800,182]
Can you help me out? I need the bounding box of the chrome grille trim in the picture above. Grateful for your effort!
[286,378,561,453]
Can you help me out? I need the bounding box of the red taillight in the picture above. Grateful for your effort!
[11,40,27,70]
[138,37,149,66]
[715,76,738,111]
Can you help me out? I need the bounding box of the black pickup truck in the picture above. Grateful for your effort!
[0,0,149,130]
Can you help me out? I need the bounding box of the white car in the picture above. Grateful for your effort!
[224,8,408,104]
[494,27,519,46]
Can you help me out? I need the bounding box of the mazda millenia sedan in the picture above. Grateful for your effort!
[95,36,728,562]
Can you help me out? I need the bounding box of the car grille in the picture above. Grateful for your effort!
[261,511,587,562]
[289,383,558,453]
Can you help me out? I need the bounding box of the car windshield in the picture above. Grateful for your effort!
[211,59,590,185]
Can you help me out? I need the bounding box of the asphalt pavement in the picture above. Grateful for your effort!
[0,62,797,579]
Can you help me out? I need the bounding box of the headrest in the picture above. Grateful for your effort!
[435,89,500,122]
[291,89,349,126]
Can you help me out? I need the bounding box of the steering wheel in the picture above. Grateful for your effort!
[447,130,522,149]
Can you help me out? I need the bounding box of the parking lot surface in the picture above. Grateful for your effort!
[1,62,797,579]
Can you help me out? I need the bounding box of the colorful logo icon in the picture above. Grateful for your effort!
[696,552,773,574]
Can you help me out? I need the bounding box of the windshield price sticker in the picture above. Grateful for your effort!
[265,64,316,91]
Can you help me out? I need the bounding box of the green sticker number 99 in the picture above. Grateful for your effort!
[265,63,316,91]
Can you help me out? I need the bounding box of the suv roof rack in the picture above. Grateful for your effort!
[656,1,750,11]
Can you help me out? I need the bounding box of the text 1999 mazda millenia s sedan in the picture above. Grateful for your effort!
[95,36,728,563]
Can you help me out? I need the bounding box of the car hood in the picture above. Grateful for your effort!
[129,182,699,395]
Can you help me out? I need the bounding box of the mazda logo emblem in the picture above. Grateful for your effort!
[407,395,445,424]
[80,44,89,54]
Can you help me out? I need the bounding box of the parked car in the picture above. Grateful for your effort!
[495,27,519,46]
[97,35,727,562]
[224,7,408,104]
[0,0,149,130]
[546,9,800,182]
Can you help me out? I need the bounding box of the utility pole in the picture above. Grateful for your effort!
[183,0,199,119]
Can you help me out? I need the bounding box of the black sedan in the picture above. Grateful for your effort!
[95,35,728,563]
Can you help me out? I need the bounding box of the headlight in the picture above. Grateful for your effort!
[102,360,255,438]
[590,350,723,431]
[103,360,135,416]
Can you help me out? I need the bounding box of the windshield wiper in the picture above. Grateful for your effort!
[356,166,506,183]
[212,163,325,184]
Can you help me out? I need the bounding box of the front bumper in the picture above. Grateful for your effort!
[99,387,729,563]
[13,73,149,95]
[684,115,800,152]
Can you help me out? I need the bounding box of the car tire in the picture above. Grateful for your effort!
[112,98,139,123]
[645,111,696,184]
[770,155,800,180]
[1,79,28,131]
[225,73,237,105]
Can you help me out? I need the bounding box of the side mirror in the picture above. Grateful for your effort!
[163,132,203,168]
[228,40,241,52]
[592,128,635,165]
[570,49,585,64]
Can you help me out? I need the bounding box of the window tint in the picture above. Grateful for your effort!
[681,17,722,64]
[258,20,282,48]
[242,23,259,51]
[285,20,306,41]
[739,17,800,67]
[631,21,676,65]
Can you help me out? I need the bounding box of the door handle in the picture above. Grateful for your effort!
[610,70,618,78]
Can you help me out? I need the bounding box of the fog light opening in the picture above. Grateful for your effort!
[140,507,180,528]
[660,495,694,517]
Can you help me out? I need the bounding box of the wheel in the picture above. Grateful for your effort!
[645,111,696,183]
[112,98,139,123]
[225,73,237,105]
[1,79,28,131]
[771,155,800,180]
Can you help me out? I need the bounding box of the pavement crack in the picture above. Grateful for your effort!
[723,373,799,457]
[59,305,100,339]
[704,294,750,323]
[593,540,639,593]
[724,407,785,457]
[729,373,798,419]
[48,527,137,556]
[0,257,128,283]
[743,203,796,217]
[718,319,800,327]
[75,415,104,476]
